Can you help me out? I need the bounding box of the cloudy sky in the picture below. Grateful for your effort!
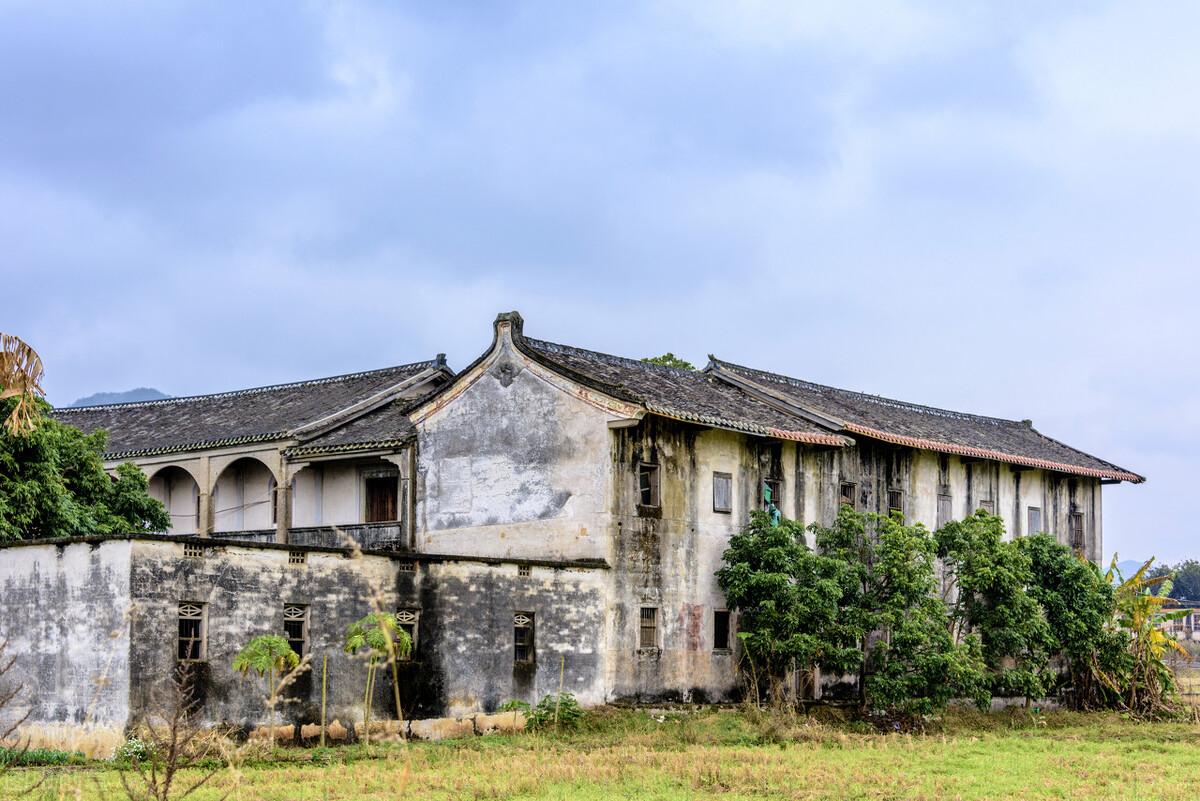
[2,1,1195,562]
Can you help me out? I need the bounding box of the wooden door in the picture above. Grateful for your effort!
[365,476,398,522]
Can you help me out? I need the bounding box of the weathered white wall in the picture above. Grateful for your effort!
[0,541,133,757]
[148,467,199,535]
[415,347,615,562]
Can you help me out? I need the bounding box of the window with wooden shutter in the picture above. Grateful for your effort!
[1070,513,1085,550]
[713,472,732,513]
[762,479,782,511]
[365,475,399,523]
[637,463,660,508]
[1027,507,1043,535]
[937,494,952,529]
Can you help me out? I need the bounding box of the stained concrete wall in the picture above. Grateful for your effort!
[122,539,607,729]
[0,540,133,756]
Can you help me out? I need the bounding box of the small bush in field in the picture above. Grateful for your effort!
[114,736,151,765]
[526,693,584,732]
[497,699,531,714]
[0,747,87,767]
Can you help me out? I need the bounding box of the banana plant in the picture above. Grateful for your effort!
[1104,556,1190,713]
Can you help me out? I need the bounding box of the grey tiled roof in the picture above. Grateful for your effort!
[709,358,1143,482]
[286,399,422,457]
[519,337,849,445]
[53,361,441,459]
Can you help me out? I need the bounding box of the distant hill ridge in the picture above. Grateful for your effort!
[70,388,170,407]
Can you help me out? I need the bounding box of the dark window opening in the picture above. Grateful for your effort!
[713,472,732,513]
[183,542,203,559]
[514,612,535,664]
[639,607,658,649]
[178,602,205,661]
[713,610,730,651]
[638,463,660,508]
[1028,507,1043,535]
[518,564,531,578]
[397,609,419,660]
[288,550,306,565]
[365,475,399,523]
[839,482,857,510]
[283,604,307,658]
[762,479,782,510]
[1071,513,1085,550]
[887,490,903,516]
[398,560,415,573]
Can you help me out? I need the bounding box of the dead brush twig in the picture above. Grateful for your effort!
[118,663,231,801]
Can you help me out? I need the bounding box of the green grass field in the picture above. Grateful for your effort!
[8,707,1200,800]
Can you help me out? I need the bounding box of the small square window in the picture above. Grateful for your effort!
[979,499,995,514]
[1027,506,1043,535]
[397,608,420,660]
[887,490,903,516]
[177,602,206,661]
[398,560,415,573]
[183,542,203,559]
[639,607,658,649]
[514,612,535,664]
[637,463,660,508]
[762,479,782,511]
[518,564,531,578]
[283,604,308,658]
[713,610,731,651]
[839,482,857,510]
[288,550,306,565]
[712,472,732,513]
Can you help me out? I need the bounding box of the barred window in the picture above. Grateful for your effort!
[514,612,535,664]
[762,479,782,511]
[397,609,419,660]
[177,602,205,661]
[1070,513,1085,551]
[887,490,903,516]
[518,564,531,578]
[839,482,857,510]
[283,604,308,658]
[712,472,732,513]
[639,607,658,649]
[288,550,306,565]
[398,560,415,573]
[183,542,203,559]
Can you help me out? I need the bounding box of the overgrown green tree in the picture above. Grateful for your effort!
[640,353,696,370]
[1152,559,1200,604]
[936,511,1054,704]
[1017,534,1127,710]
[0,397,170,540]
[716,511,860,704]
[232,635,301,748]
[815,507,989,716]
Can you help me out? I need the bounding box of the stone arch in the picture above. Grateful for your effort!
[146,465,200,535]
[212,456,279,533]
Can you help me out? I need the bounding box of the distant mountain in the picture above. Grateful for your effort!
[69,388,170,407]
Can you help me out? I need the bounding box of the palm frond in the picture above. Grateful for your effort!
[0,333,45,436]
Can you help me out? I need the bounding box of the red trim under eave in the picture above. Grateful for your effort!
[842,423,1144,484]
[766,428,851,446]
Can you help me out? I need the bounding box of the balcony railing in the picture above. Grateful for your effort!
[211,521,408,551]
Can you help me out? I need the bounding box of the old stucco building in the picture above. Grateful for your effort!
[0,311,1142,749]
